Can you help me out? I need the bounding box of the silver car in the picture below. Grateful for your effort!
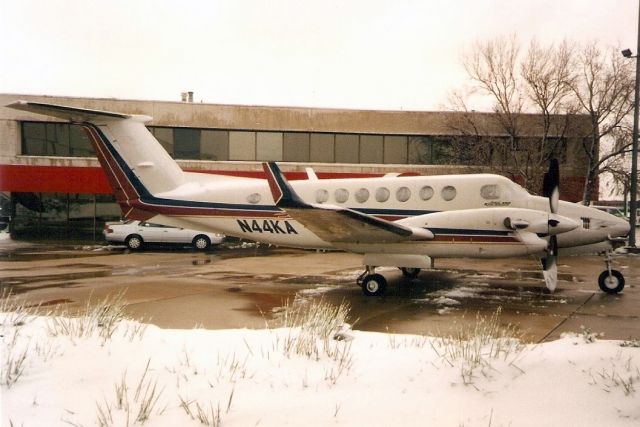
[103,220,224,251]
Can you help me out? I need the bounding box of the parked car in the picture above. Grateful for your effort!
[103,220,224,250]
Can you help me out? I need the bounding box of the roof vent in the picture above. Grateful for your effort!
[180,91,194,103]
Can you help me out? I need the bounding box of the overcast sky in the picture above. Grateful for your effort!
[0,0,637,111]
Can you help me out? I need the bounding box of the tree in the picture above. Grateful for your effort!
[568,42,635,204]
[451,37,634,203]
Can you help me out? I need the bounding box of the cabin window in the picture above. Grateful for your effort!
[480,184,501,200]
[247,193,261,204]
[441,185,457,201]
[396,186,411,202]
[355,188,370,203]
[419,185,434,201]
[375,187,390,202]
[315,189,329,203]
[334,188,349,203]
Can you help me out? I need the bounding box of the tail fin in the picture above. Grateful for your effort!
[7,101,185,218]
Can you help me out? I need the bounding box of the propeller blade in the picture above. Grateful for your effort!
[541,235,558,292]
[542,159,560,214]
[542,259,558,292]
[541,160,560,290]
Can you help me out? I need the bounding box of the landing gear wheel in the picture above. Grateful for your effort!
[125,234,144,251]
[192,234,211,251]
[598,270,625,294]
[362,274,387,297]
[400,267,421,278]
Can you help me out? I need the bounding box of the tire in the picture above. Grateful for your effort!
[598,270,625,294]
[362,274,387,297]
[192,234,211,251]
[400,267,421,278]
[125,234,144,251]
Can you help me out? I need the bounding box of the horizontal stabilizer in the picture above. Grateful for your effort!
[6,101,151,123]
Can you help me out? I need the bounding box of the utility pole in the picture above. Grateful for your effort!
[623,1,640,247]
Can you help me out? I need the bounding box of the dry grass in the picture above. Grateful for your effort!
[431,307,527,386]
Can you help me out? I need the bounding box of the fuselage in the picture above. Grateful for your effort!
[147,171,629,258]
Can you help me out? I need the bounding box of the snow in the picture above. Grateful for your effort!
[2,310,640,426]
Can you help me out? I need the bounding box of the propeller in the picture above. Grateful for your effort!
[541,159,560,292]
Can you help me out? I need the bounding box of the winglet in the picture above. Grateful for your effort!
[262,162,309,208]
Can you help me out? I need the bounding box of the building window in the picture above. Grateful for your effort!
[408,136,452,165]
[335,134,359,163]
[256,132,283,161]
[284,132,310,162]
[173,128,201,160]
[360,135,383,164]
[201,130,229,161]
[383,136,408,164]
[21,122,92,157]
[310,133,335,163]
[150,127,174,155]
[229,131,256,160]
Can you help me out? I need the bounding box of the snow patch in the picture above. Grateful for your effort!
[2,312,640,426]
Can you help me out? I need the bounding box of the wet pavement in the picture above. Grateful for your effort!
[1,238,639,342]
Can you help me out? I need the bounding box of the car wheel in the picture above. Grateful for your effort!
[125,234,144,251]
[192,234,211,251]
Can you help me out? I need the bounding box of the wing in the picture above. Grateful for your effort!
[262,162,433,244]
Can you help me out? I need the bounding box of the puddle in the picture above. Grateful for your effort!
[0,270,111,294]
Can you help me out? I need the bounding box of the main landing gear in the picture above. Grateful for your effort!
[356,266,422,296]
[357,267,387,296]
[598,251,625,294]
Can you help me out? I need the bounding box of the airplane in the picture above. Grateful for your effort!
[7,100,631,296]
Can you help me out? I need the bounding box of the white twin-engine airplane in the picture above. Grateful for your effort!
[8,101,631,296]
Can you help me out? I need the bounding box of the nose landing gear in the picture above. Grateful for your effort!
[598,251,625,294]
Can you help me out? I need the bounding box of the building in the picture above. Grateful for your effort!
[0,93,594,241]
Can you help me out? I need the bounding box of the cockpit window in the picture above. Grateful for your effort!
[441,186,457,201]
[480,184,500,200]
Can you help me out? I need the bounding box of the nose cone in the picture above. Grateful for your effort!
[609,216,631,238]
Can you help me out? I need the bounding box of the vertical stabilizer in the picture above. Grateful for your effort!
[6,101,186,218]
